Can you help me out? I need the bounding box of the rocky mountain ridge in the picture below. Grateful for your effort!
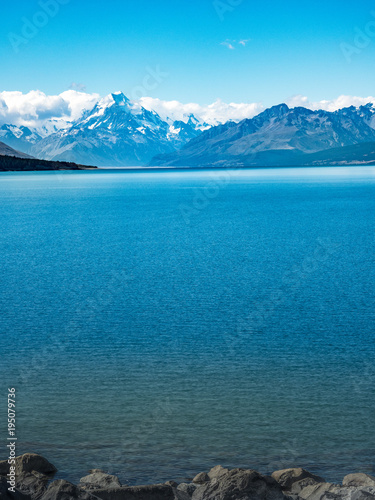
[150,103,375,167]
[1,93,205,167]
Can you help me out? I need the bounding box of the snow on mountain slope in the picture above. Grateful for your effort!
[150,103,375,167]
[5,94,375,168]
[0,118,72,155]
[0,125,42,155]
[31,92,202,166]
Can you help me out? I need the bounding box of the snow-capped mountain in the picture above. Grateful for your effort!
[181,113,210,131]
[30,92,203,167]
[0,118,72,155]
[4,96,375,168]
[0,125,42,155]
[150,103,375,167]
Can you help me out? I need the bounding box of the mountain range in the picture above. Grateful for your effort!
[2,95,375,167]
[0,120,65,156]
[0,141,96,171]
[0,140,31,159]
[0,92,205,167]
[150,103,375,167]
[31,93,205,167]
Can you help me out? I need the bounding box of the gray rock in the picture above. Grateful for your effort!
[343,475,375,488]
[0,476,30,500]
[165,481,179,488]
[174,485,193,500]
[192,468,285,500]
[298,482,337,500]
[80,471,121,490]
[15,471,49,499]
[40,479,100,500]
[271,469,325,492]
[192,473,210,485]
[350,487,375,500]
[0,454,57,477]
[289,478,325,495]
[0,460,9,476]
[298,483,375,500]
[92,483,174,500]
[0,454,56,500]
[177,483,197,495]
[207,466,229,481]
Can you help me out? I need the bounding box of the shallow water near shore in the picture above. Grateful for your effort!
[0,166,374,485]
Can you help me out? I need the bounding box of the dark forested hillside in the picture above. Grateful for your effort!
[0,154,97,171]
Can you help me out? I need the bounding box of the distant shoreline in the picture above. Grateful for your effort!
[72,163,375,174]
[0,154,97,172]
[1,159,375,173]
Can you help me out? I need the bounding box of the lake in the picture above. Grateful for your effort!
[0,166,374,485]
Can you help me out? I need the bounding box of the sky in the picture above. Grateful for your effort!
[1,0,375,125]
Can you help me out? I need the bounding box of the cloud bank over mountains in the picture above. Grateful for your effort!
[0,90,100,132]
[1,89,375,131]
[138,97,264,126]
[286,95,375,112]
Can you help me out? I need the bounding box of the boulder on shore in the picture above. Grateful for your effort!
[192,473,210,485]
[0,454,57,500]
[40,479,100,500]
[207,466,229,481]
[0,476,30,500]
[2,455,375,500]
[271,468,325,492]
[14,471,49,500]
[342,473,375,488]
[192,467,285,500]
[298,481,375,500]
[79,471,121,490]
[0,454,57,477]
[177,482,197,496]
[92,483,174,500]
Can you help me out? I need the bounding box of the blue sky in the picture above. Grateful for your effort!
[1,0,375,106]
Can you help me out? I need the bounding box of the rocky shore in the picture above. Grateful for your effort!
[1,453,375,500]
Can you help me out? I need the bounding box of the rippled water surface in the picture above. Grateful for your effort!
[0,166,374,485]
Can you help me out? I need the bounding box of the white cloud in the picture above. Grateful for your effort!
[138,97,264,125]
[1,90,374,135]
[203,99,264,124]
[221,40,235,50]
[221,39,251,49]
[59,90,100,120]
[1,90,261,131]
[138,94,375,125]
[286,94,375,112]
[69,82,87,92]
[0,97,8,116]
[0,90,100,132]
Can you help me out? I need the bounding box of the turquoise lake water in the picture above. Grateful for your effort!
[0,166,374,485]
